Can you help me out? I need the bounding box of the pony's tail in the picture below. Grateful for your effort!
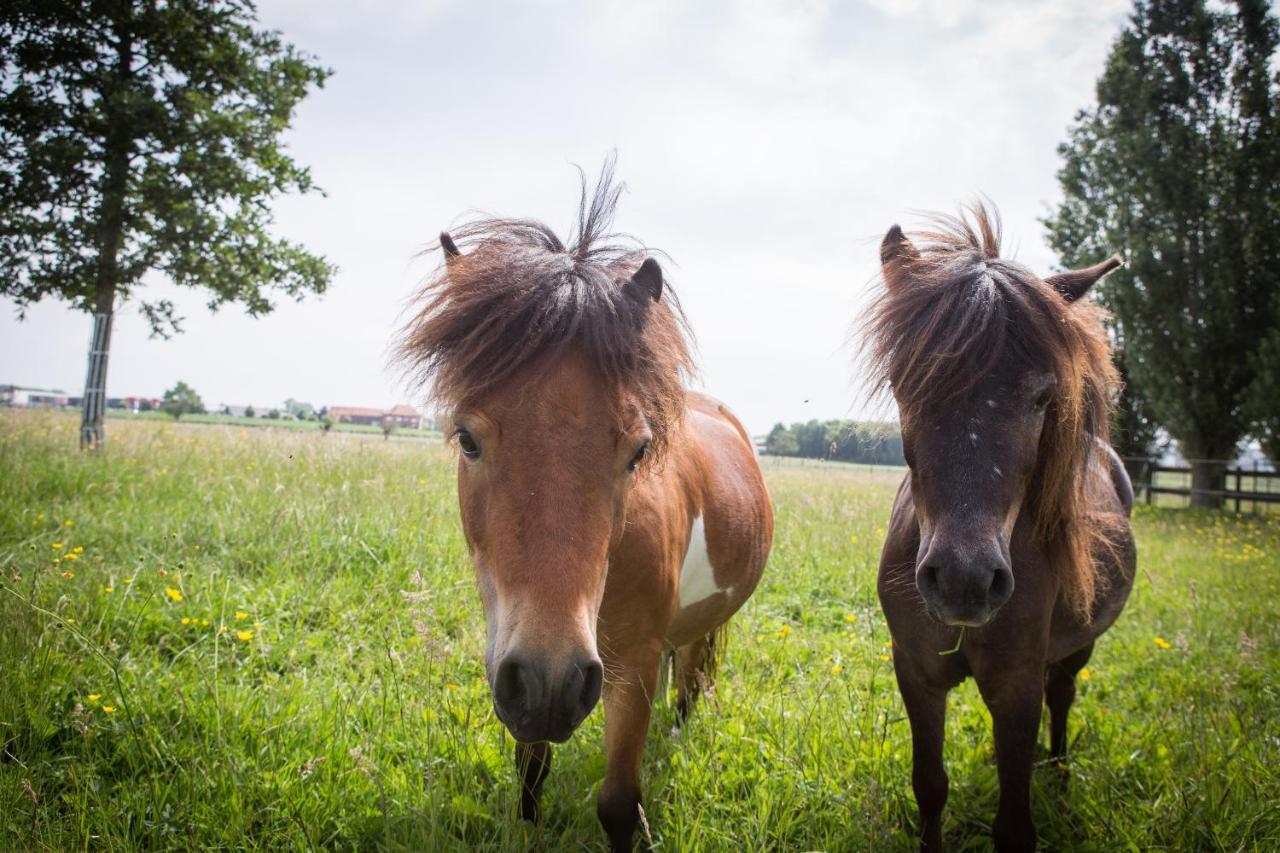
[701,621,730,687]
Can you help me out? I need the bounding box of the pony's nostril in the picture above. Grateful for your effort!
[494,655,529,707]
[989,567,1013,603]
[579,659,603,713]
[919,562,942,598]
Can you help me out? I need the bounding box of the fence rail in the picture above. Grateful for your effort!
[1121,457,1280,512]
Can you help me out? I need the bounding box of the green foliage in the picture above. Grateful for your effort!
[0,411,1278,848]
[1246,330,1280,465]
[1045,0,1280,468]
[243,405,255,419]
[159,381,202,420]
[0,0,336,329]
[284,399,315,421]
[765,419,904,465]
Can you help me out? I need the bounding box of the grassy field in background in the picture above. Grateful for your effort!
[2,410,1278,850]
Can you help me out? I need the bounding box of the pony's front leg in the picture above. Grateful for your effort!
[596,648,661,852]
[977,669,1043,852]
[894,660,949,851]
[514,740,552,823]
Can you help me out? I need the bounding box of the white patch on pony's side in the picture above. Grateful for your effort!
[678,515,730,609]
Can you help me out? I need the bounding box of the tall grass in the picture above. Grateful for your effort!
[1,411,1277,849]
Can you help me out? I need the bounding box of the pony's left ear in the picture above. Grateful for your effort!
[1045,254,1124,302]
[627,257,663,303]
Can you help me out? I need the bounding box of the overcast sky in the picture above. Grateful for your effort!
[1,0,1133,435]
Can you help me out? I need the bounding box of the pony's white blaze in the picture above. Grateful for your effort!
[678,515,729,608]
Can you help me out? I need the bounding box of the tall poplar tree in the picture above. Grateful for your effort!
[1,0,335,448]
[1045,0,1280,506]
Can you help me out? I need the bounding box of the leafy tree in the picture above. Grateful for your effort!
[243,405,255,419]
[284,398,314,420]
[1,1,335,450]
[381,417,395,440]
[160,380,202,420]
[319,414,334,434]
[1045,0,1280,507]
[765,422,799,456]
[137,397,152,412]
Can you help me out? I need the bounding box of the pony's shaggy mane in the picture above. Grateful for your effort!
[862,203,1121,618]
[395,159,694,459]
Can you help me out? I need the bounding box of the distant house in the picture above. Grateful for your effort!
[1,385,69,408]
[386,405,422,430]
[329,404,423,429]
[329,406,387,426]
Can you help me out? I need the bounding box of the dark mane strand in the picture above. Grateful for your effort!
[862,202,1120,618]
[396,159,694,460]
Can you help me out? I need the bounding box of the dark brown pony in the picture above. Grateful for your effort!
[397,163,773,850]
[863,204,1136,851]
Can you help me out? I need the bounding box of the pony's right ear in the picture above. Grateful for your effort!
[627,257,663,303]
[440,231,461,261]
[880,224,919,268]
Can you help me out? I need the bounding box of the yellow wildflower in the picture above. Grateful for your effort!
[51,542,63,550]
[104,586,113,594]
[775,624,791,639]
[235,611,248,620]
[87,694,102,702]
[446,683,460,691]
[1154,636,1172,650]
[850,534,858,544]
[236,630,254,642]
[164,587,183,602]
[64,552,79,561]
[72,546,84,554]
[102,706,116,714]
[845,613,858,623]
[61,570,74,578]
[64,520,73,527]
[831,664,843,674]
[181,617,191,625]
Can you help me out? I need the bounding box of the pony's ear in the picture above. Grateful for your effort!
[880,225,919,282]
[627,257,663,303]
[1045,254,1124,302]
[440,231,461,261]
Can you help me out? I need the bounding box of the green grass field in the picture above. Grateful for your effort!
[2,410,1278,850]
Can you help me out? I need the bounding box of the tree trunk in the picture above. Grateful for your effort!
[79,13,133,450]
[79,294,115,450]
[1188,458,1227,509]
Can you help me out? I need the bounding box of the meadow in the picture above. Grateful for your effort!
[2,410,1278,850]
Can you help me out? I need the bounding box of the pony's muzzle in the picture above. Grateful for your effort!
[491,652,603,743]
[917,541,1014,627]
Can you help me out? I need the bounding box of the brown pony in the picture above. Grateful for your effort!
[863,204,1136,851]
[397,163,773,850]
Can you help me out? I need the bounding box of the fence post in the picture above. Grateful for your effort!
[1144,459,1154,505]
[1234,467,1242,513]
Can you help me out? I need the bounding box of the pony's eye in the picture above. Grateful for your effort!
[1032,388,1053,411]
[456,429,480,460]
[627,443,649,472]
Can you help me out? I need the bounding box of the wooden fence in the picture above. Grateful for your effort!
[1122,457,1280,512]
